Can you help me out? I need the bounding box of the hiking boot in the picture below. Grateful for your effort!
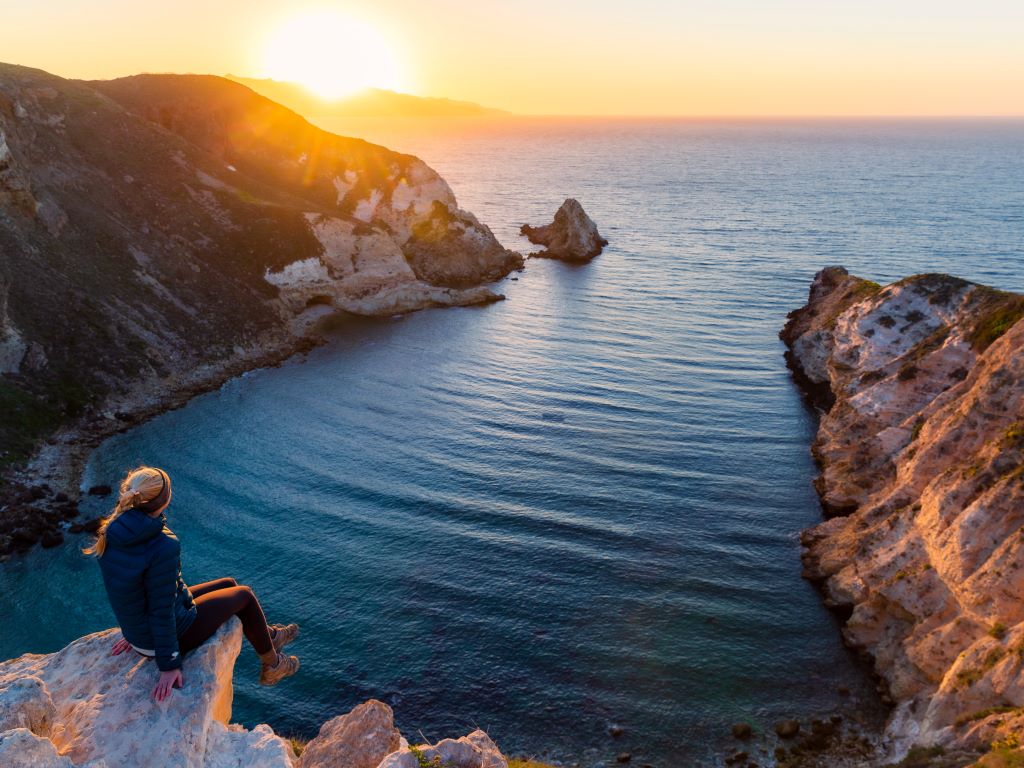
[269,623,299,652]
[259,652,300,686]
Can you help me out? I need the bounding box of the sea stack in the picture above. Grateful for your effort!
[782,266,1024,759]
[520,198,607,262]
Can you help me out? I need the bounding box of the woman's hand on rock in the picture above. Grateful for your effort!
[111,636,131,656]
[153,669,183,702]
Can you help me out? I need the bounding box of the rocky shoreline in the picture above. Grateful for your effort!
[0,326,325,558]
[781,267,1024,767]
[0,63,526,557]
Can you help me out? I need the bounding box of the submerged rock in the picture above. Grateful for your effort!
[775,720,801,739]
[520,198,607,262]
[781,266,1024,758]
[0,619,511,768]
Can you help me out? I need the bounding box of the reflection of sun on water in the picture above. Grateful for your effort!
[262,9,407,100]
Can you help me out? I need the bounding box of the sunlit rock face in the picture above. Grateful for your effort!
[0,620,510,768]
[92,73,523,294]
[0,620,293,768]
[264,213,505,317]
[297,699,401,768]
[782,266,1024,757]
[520,198,607,263]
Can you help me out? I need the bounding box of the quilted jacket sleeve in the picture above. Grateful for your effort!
[145,538,183,671]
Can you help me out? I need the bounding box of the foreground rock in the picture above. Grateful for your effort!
[0,619,511,767]
[0,63,523,554]
[0,620,290,767]
[782,267,1024,762]
[297,699,401,768]
[520,198,607,262]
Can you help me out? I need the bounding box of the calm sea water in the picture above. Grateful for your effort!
[2,118,1022,766]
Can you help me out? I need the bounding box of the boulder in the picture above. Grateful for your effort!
[377,729,508,768]
[775,720,801,739]
[0,618,293,767]
[520,198,607,263]
[298,699,401,768]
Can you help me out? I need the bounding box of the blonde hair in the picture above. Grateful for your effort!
[83,466,171,557]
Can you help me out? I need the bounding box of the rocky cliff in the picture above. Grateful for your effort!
[0,63,523,551]
[782,267,1024,762]
[0,619,511,768]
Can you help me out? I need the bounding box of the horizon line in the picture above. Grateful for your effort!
[7,63,1022,121]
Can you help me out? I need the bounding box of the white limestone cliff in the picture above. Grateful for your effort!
[0,620,510,768]
[264,213,502,318]
[781,267,1024,760]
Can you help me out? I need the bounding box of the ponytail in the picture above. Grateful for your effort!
[83,467,171,557]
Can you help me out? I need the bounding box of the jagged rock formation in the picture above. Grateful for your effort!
[782,267,1024,760]
[520,198,606,263]
[0,63,523,552]
[0,619,510,768]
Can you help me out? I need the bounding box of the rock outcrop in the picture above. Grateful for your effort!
[0,619,511,768]
[782,267,1024,760]
[0,63,523,554]
[520,198,607,262]
[0,619,291,767]
[297,699,401,768]
[377,730,508,768]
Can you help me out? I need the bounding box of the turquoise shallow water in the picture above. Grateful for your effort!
[1,118,1022,766]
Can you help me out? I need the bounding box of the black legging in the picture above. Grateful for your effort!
[177,577,274,657]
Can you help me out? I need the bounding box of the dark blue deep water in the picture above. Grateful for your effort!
[2,119,1022,766]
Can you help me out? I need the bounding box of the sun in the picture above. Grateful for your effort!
[261,10,407,100]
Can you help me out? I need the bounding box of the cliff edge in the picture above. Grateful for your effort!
[0,619,510,768]
[782,267,1024,762]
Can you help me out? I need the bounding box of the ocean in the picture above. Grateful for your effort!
[1,117,1022,766]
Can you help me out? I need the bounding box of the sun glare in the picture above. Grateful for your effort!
[262,10,406,100]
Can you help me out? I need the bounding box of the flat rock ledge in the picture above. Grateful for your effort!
[520,198,607,263]
[0,619,510,768]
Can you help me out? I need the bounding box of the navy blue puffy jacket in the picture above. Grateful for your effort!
[97,509,198,671]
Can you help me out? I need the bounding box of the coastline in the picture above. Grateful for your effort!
[781,267,1024,765]
[0,65,525,558]
[0,323,326,556]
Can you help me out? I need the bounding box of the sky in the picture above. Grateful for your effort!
[1,0,1022,116]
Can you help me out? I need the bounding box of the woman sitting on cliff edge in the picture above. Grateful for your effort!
[84,466,300,701]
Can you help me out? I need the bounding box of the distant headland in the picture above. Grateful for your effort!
[225,76,510,119]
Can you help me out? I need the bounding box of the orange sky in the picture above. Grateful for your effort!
[2,0,1022,116]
